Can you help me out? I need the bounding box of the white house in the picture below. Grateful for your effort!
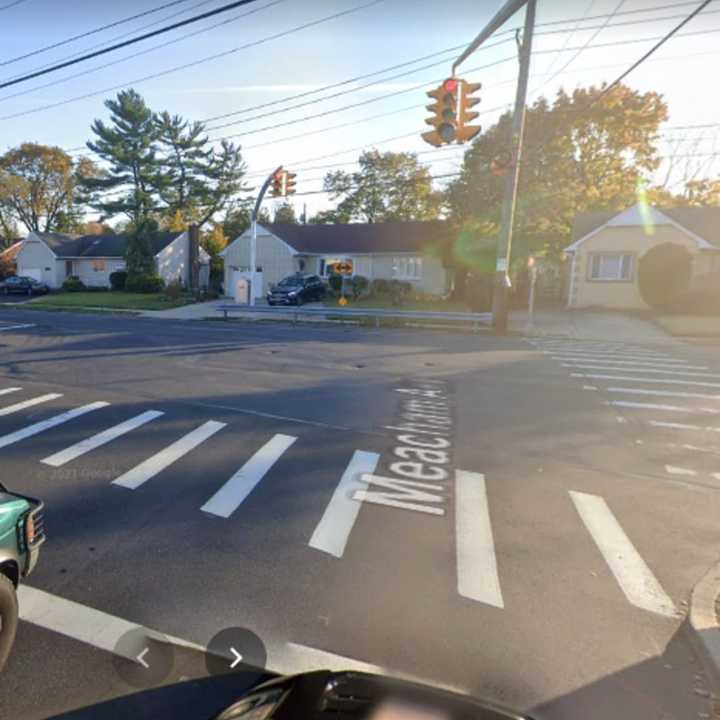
[220,221,451,299]
[15,230,209,289]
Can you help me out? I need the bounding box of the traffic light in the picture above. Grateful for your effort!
[421,78,482,147]
[270,169,297,197]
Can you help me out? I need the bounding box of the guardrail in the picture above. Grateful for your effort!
[216,303,491,330]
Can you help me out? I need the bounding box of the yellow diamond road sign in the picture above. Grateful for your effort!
[338,296,348,306]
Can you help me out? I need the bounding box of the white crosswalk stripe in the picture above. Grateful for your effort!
[554,357,707,370]
[607,400,720,415]
[0,401,109,450]
[455,469,503,608]
[570,491,677,618]
[572,373,720,388]
[112,420,226,489]
[0,323,35,332]
[607,387,720,401]
[562,364,720,378]
[0,393,61,416]
[309,450,380,558]
[0,387,21,397]
[41,410,165,467]
[201,433,297,518]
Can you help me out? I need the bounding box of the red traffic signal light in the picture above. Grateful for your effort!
[270,169,296,197]
[284,171,296,196]
[422,77,481,147]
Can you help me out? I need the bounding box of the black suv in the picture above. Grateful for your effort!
[267,274,326,306]
[0,276,49,296]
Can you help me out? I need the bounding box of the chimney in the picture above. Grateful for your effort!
[189,224,200,291]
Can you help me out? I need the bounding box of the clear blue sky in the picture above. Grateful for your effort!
[1,0,719,222]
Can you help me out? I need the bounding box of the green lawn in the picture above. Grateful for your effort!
[655,314,720,337]
[29,292,194,311]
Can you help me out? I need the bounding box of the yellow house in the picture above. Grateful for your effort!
[564,203,720,309]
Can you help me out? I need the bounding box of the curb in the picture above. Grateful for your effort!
[688,558,720,690]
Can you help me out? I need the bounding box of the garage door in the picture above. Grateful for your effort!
[22,268,42,281]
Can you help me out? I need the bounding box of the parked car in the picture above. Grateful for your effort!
[0,276,49,296]
[267,274,326,305]
[0,482,45,671]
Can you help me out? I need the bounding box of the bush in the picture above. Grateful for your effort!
[109,270,127,291]
[62,275,85,292]
[387,279,412,306]
[125,273,165,293]
[465,275,494,312]
[351,275,369,298]
[164,279,183,301]
[370,278,390,296]
[328,274,342,294]
[638,243,692,311]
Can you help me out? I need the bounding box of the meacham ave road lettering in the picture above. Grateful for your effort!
[353,380,452,516]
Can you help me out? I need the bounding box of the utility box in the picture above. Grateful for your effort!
[234,277,250,304]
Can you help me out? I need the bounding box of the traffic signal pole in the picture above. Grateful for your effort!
[491,0,535,333]
[249,165,282,306]
[451,0,535,334]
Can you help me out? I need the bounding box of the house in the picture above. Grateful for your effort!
[564,203,720,309]
[15,230,209,289]
[220,221,451,299]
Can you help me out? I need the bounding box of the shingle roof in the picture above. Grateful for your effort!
[264,221,450,254]
[35,231,182,258]
[571,206,720,248]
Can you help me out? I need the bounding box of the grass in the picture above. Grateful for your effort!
[655,314,720,337]
[28,291,195,311]
[331,296,472,313]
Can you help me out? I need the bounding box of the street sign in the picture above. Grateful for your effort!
[338,296,348,306]
[333,262,353,275]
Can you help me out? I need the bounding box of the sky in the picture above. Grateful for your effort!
[0,0,719,224]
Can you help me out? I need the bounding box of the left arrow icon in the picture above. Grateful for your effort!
[136,648,150,669]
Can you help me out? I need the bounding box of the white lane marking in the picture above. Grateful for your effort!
[113,420,226,489]
[607,400,720,415]
[0,393,62,416]
[534,343,666,354]
[455,470,504,608]
[547,351,683,362]
[570,491,677,617]
[582,385,598,390]
[563,364,720,378]
[201,433,297,518]
[554,357,705,369]
[0,387,21,396]
[571,373,720,389]
[679,443,720,456]
[0,323,35,331]
[308,450,380,558]
[616,416,627,423]
[607,387,720,401]
[41,410,164,467]
[650,420,720,433]
[665,465,697,476]
[0,401,108,450]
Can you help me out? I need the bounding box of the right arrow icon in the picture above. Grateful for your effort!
[230,647,243,669]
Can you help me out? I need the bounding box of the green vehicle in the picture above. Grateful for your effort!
[0,482,45,672]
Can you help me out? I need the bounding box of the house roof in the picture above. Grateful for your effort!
[262,221,450,255]
[34,231,183,258]
[570,205,720,249]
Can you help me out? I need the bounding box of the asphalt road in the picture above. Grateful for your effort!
[0,309,719,720]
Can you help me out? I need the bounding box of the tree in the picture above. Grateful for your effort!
[322,150,441,223]
[273,202,298,224]
[638,243,692,310]
[125,217,158,276]
[82,89,161,225]
[155,113,247,226]
[0,143,95,233]
[221,204,270,241]
[202,224,227,290]
[447,84,668,263]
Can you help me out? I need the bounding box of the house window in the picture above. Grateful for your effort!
[588,253,632,281]
[92,260,106,272]
[392,256,423,280]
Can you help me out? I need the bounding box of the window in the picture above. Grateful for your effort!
[392,256,423,280]
[92,260,106,272]
[588,253,632,281]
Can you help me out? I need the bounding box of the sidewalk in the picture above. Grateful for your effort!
[508,308,679,345]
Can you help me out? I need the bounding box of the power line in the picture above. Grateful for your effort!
[0,0,266,90]
[0,0,195,67]
[0,0,287,104]
[0,0,29,11]
[0,0,385,121]
[592,0,714,106]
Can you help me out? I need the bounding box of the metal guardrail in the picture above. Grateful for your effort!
[216,303,491,329]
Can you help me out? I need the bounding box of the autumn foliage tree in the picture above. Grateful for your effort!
[638,243,692,310]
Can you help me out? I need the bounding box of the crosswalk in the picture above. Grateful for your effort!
[530,337,720,483]
[0,382,683,620]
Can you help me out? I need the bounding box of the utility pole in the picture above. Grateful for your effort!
[249,166,282,306]
[450,0,535,334]
[491,0,535,333]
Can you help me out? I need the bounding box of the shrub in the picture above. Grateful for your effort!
[666,289,720,316]
[370,278,390,296]
[164,279,183,301]
[351,274,369,298]
[638,243,692,311]
[125,273,165,293]
[465,275,493,312]
[328,274,342,294]
[109,270,127,291]
[387,279,412,306]
[62,275,85,292]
